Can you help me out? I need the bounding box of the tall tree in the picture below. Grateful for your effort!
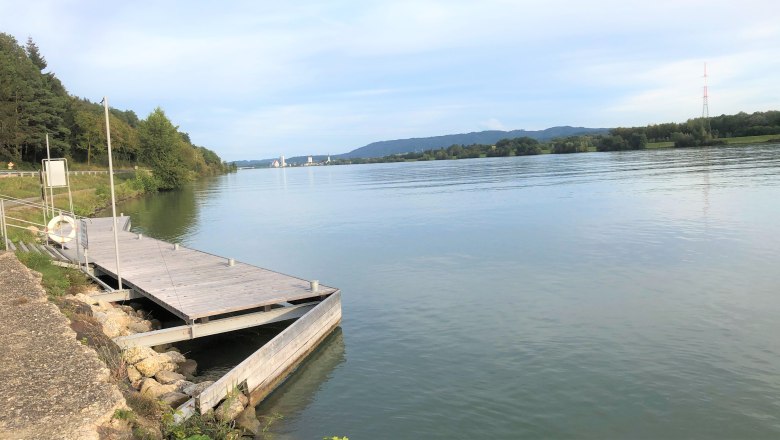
[0,33,69,161]
[25,37,47,71]
[0,34,30,161]
[138,107,191,189]
[72,104,105,164]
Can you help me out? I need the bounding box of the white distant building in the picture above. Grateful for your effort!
[280,155,286,167]
[307,155,313,164]
[271,160,280,168]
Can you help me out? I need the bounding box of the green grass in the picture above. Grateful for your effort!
[646,141,675,149]
[161,408,241,440]
[647,134,780,149]
[14,251,90,298]
[0,172,139,200]
[721,134,780,144]
[0,176,39,198]
[0,171,154,248]
[113,408,137,423]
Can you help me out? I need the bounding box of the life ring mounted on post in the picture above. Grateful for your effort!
[46,215,77,244]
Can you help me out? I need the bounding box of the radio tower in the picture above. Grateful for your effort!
[702,62,710,134]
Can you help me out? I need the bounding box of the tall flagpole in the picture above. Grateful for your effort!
[102,97,122,289]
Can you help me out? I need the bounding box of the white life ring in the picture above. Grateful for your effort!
[47,215,77,244]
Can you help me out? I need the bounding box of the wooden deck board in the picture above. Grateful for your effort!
[60,216,336,321]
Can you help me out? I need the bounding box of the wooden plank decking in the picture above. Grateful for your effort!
[60,217,337,322]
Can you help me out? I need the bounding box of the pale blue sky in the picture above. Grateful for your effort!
[2,0,779,160]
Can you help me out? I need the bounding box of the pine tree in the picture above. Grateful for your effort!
[25,37,47,71]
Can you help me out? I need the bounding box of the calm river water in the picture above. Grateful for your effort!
[115,145,780,439]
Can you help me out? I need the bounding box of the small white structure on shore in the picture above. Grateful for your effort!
[271,160,280,168]
[307,155,313,164]
[280,155,286,167]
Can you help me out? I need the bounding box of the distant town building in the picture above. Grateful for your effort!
[280,155,286,167]
[271,160,280,168]
[307,155,313,164]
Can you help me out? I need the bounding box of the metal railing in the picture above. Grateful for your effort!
[0,194,85,252]
[0,169,136,178]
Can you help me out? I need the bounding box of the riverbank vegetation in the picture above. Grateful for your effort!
[0,170,157,247]
[0,33,235,190]
[331,110,780,165]
[15,250,90,298]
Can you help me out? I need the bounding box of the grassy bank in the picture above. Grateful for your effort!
[0,170,156,244]
[647,134,780,149]
[15,251,91,298]
[0,170,145,205]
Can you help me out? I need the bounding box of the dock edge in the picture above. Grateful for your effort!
[191,290,343,415]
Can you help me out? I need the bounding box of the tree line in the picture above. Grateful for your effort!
[330,133,647,164]
[611,111,780,148]
[333,110,780,165]
[0,33,234,189]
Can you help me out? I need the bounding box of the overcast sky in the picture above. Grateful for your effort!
[2,0,779,160]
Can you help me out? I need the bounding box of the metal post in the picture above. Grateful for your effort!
[0,199,7,251]
[39,169,48,226]
[75,216,81,265]
[66,159,75,218]
[103,97,122,289]
[45,134,55,219]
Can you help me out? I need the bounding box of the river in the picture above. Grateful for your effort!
[114,144,780,439]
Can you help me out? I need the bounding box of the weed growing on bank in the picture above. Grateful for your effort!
[15,251,89,297]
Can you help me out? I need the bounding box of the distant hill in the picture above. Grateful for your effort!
[337,126,609,159]
[233,126,610,166]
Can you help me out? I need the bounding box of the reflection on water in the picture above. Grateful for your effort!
[255,329,346,437]
[114,145,780,439]
[104,177,219,242]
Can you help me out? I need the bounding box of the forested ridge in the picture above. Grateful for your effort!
[331,111,780,165]
[0,33,233,189]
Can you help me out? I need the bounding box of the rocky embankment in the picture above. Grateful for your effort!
[0,250,261,438]
[72,294,262,435]
[71,292,209,406]
[0,252,126,440]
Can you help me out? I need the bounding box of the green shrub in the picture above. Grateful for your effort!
[162,408,239,440]
[131,171,160,193]
[113,408,137,422]
[15,251,69,297]
[94,184,110,205]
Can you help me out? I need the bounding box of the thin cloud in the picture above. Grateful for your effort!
[1,0,779,160]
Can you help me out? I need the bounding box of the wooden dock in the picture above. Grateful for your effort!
[57,216,342,416]
[60,217,337,322]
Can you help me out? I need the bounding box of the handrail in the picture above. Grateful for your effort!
[0,169,137,177]
[0,194,83,220]
[1,193,90,252]
[3,215,47,228]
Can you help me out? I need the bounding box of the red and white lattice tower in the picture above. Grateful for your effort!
[702,62,709,119]
[702,62,711,134]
